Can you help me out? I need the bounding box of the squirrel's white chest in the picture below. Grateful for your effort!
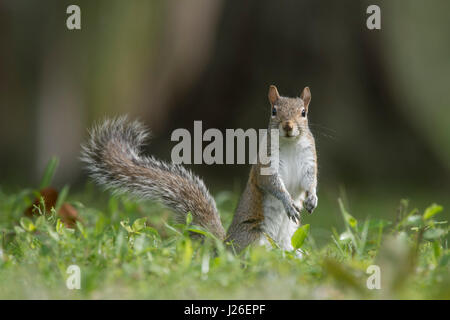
[278,137,315,200]
[260,138,314,250]
[279,143,308,197]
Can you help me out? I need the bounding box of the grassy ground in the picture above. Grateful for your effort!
[0,161,449,299]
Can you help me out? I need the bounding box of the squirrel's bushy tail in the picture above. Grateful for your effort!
[80,117,225,240]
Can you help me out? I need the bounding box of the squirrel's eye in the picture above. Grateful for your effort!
[301,109,306,117]
[272,107,277,116]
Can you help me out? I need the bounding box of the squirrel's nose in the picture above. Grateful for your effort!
[282,121,294,132]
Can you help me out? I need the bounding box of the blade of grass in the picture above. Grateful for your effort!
[338,198,359,251]
[39,156,59,189]
[357,219,370,256]
[55,185,70,211]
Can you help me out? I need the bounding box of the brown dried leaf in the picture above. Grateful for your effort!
[24,187,58,217]
[23,187,81,229]
[58,203,80,228]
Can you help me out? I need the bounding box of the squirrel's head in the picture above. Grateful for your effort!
[268,85,311,140]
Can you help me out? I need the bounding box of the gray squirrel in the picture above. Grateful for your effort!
[81,85,318,253]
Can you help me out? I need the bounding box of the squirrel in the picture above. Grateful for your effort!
[81,85,318,253]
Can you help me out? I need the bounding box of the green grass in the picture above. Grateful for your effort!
[0,162,449,299]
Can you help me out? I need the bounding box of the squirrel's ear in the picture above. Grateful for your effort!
[268,85,280,105]
[300,86,311,110]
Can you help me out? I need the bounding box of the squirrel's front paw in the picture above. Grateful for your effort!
[304,193,318,214]
[284,201,301,224]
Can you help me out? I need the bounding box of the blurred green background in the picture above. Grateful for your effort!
[1,0,449,231]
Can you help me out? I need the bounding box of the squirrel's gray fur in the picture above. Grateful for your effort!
[81,86,318,253]
[80,116,226,240]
